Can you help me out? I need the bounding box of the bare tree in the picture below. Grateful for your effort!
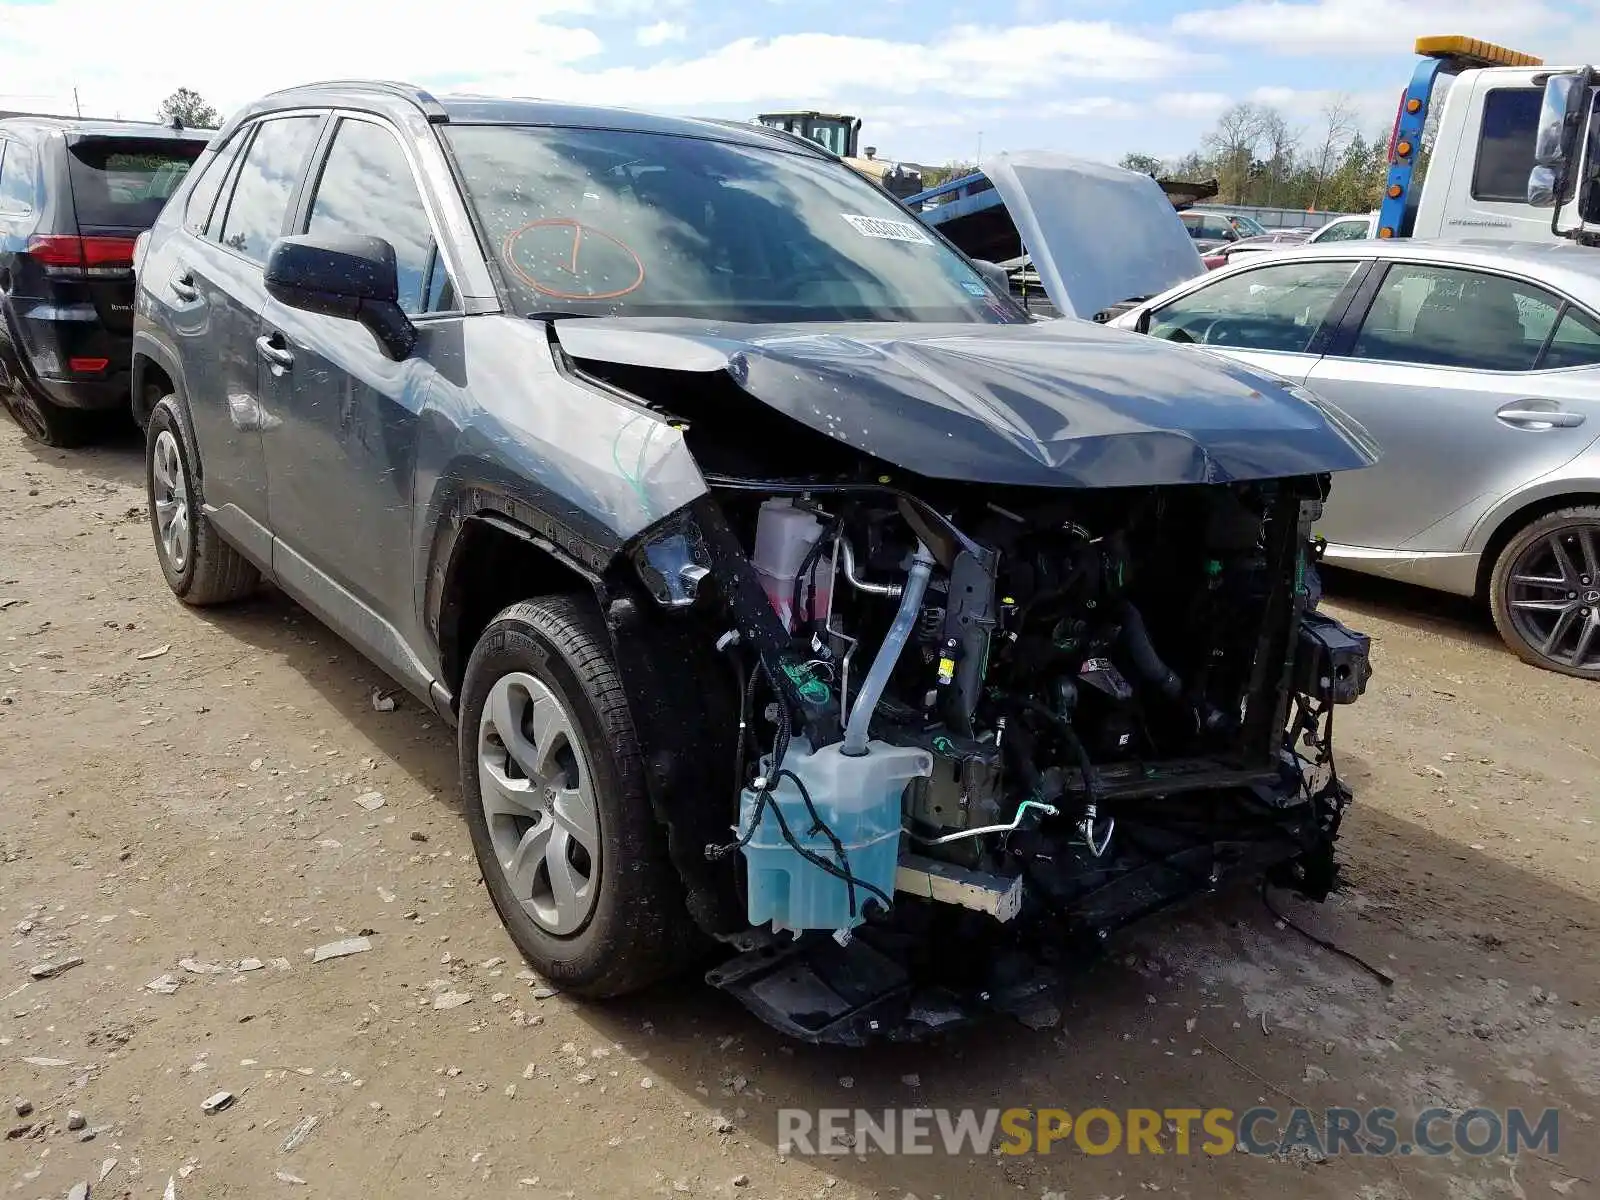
[1257,107,1300,206]
[1203,102,1268,204]
[1168,150,1211,181]
[1310,94,1357,211]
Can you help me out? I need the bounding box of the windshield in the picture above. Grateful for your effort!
[67,138,205,231]
[444,125,1021,323]
[1229,213,1268,237]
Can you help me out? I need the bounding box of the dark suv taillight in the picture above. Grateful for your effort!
[26,234,137,277]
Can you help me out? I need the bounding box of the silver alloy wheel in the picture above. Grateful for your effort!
[477,671,601,936]
[151,429,192,573]
[1507,524,1600,671]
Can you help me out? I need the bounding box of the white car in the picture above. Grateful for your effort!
[1305,212,1378,244]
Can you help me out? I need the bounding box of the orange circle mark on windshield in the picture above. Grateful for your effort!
[500,218,646,301]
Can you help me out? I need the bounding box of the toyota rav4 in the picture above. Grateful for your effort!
[133,81,1375,1042]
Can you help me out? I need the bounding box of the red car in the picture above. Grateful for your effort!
[1201,229,1313,270]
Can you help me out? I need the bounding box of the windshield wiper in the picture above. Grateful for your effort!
[526,310,597,322]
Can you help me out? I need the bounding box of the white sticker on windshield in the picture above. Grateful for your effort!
[841,213,933,244]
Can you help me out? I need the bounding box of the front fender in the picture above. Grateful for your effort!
[411,315,711,665]
[408,315,736,935]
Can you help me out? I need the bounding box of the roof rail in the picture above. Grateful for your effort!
[267,79,449,123]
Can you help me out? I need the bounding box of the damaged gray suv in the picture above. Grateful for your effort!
[133,81,1377,1043]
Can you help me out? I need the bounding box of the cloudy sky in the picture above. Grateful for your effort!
[0,0,1589,165]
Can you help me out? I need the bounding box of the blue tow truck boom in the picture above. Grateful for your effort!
[1377,35,1545,239]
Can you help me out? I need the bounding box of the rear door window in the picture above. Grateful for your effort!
[216,115,323,264]
[183,135,244,236]
[0,138,37,213]
[1350,263,1561,370]
[67,138,206,232]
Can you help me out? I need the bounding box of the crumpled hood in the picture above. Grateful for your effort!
[980,151,1207,319]
[553,316,1379,489]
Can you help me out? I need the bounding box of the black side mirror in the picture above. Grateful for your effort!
[1530,70,1596,211]
[265,234,417,360]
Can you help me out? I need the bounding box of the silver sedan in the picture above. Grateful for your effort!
[1110,239,1600,679]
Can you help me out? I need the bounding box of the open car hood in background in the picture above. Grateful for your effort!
[552,317,1379,489]
[979,151,1206,320]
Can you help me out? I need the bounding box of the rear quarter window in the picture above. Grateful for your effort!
[67,138,206,231]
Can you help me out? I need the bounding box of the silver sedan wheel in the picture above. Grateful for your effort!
[1507,524,1600,671]
[151,430,192,573]
[477,671,601,936]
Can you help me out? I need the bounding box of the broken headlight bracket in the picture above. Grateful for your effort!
[631,510,712,609]
[1294,610,1372,706]
[634,496,840,745]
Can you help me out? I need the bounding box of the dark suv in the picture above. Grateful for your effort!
[0,117,208,445]
[134,81,1373,1042]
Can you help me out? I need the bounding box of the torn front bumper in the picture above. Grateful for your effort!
[707,752,1352,1045]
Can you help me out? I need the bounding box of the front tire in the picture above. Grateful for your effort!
[459,597,690,998]
[1489,505,1600,680]
[145,395,259,606]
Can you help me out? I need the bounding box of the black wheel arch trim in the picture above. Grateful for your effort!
[424,482,621,686]
[131,330,190,425]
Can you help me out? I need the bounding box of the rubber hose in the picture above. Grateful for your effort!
[841,541,935,756]
[1119,601,1183,699]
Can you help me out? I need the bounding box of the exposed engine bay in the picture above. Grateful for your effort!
[544,309,1379,1044]
[621,457,1372,1043]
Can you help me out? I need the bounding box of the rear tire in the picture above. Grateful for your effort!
[145,394,259,606]
[1488,505,1600,680]
[459,596,691,998]
[0,373,97,448]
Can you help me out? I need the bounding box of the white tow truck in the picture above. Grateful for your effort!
[1376,34,1595,245]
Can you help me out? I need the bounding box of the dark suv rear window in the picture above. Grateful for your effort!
[67,138,205,231]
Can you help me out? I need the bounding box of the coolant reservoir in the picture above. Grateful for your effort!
[751,499,831,631]
[739,737,932,935]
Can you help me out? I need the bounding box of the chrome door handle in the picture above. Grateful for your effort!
[1496,406,1585,429]
[255,335,294,370]
[170,272,198,301]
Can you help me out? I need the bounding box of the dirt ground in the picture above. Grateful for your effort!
[2,416,1597,1200]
